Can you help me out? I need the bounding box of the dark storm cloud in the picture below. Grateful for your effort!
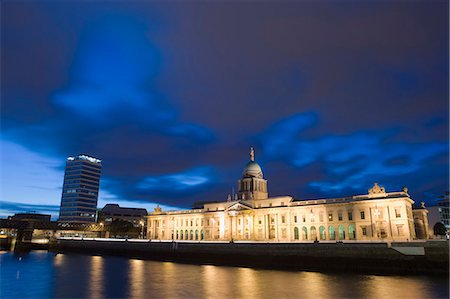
[1,1,448,209]
[259,112,448,197]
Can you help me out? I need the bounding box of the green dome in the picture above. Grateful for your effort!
[242,161,263,178]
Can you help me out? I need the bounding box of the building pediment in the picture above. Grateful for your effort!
[225,201,253,212]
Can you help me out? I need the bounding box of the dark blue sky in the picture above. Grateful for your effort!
[1,1,448,218]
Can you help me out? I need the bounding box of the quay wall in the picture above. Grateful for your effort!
[55,239,449,275]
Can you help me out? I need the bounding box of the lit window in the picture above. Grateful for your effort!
[328,213,333,221]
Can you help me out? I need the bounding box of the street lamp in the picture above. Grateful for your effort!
[99,222,104,238]
[140,220,145,239]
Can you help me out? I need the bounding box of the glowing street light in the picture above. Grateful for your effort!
[140,220,145,239]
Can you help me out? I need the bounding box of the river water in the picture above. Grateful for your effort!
[1,251,448,298]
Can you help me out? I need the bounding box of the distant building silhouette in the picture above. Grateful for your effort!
[98,204,147,227]
[58,154,102,223]
[9,213,51,222]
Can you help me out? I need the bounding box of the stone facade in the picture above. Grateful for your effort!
[147,149,420,242]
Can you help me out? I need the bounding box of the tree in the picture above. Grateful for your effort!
[433,222,447,236]
[108,219,139,238]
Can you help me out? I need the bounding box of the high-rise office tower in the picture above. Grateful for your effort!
[59,154,102,223]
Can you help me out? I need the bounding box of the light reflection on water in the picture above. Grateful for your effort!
[0,251,448,299]
[89,256,104,299]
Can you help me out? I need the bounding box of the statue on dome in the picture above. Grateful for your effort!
[250,147,255,162]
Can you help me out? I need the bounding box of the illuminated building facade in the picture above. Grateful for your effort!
[59,154,102,223]
[147,148,420,242]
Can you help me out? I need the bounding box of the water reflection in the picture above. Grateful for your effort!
[160,262,177,298]
[89,256,104,299]
[297,272,330,299]
[128,259,144,299]
[1,252,448,299]
[363,276,429,299]
[54,253,64,267]
[237,268,259,298]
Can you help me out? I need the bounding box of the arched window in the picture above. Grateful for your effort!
[201,229,204,240]
[294,227,299,240]
[190,230,194,240]
[185,230,188,240]
[302,227,308,240]
[338,225,345,240]
[319,226,326,240]
[328,226,336,240]
[310,226,317,240]
[195,230,199,240]
[348,224,356,240]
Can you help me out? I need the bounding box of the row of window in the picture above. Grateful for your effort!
[152,223,406,241]
[64,171,100,180]
[60,207,97,212]
[152,207,404,230]
[66,164,102,173]
[238,180,267,193]
[64,189,97,196]
[63,179,100,187]
[61,197,97,204]
[59,212,95,217]
[62,193,98,199]
[61,202,96,208]
[63,185,99,193]
[67,161,102,169]
[174,229,205,240]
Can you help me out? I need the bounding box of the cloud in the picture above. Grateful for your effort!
[52,15,214,143]
[136,166,215,196]
[261,113,449,195]
[0,201,60,219]
[1,2,448,209]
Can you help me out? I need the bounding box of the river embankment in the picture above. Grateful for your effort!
[52,238,449,275]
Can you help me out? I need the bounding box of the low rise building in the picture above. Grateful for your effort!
[99,204,147,227]
[428,192,449,229]
[8,213,51,222]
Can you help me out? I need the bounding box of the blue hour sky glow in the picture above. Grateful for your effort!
[1,1,448,219]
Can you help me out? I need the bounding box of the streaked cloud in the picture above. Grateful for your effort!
[261,112,448,194]
[137,166,215,195]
